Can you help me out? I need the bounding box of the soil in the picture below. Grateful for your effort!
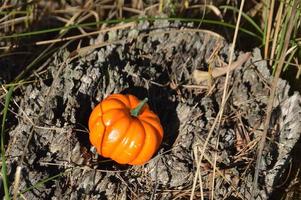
[3,20,301,199]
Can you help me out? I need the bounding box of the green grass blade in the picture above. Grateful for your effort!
[20,169,71,195]
[0,17,262,41]
[219,5,263,36]
[273,2,294,73]
[0,11,28,15]
[0,18,130,40]
[283,47,297,71]
[262,0,269,46]
[1,86,14,200]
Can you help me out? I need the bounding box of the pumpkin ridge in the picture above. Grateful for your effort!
[111,118,145,163]
[140,117,163,137]
[140,119,163,143]
[101,108,130,118]
[128,119,148,164]
[129,117,148,163]
[88,104,103,130]
[129,120,159,165]
[139,110,158,120]
[127,119,146,163]
[105,115,132,158]
[107,95,131,108]
[89,116,106,154]
[102,108,130,126]
[99,106,129,156]
[140,116,160,122]
[98,105,107,155]
[127,94,141,109]
[101,99,128,113]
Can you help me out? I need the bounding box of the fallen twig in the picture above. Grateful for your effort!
[192,52,251,84]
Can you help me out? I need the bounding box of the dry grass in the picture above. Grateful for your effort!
[253,0,300,198]
[1,0,301,200]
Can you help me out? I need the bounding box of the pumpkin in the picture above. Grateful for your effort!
[88,93,164,165]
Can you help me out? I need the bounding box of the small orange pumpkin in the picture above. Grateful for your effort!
[88,94,164,165]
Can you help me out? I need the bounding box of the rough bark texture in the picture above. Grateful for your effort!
[4,20,301,199]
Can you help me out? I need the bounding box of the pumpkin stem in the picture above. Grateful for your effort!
[131,98,148,117]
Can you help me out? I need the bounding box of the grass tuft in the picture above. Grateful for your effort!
[1,86,14,200]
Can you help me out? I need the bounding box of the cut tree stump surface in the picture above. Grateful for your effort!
[6,20,301,199]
